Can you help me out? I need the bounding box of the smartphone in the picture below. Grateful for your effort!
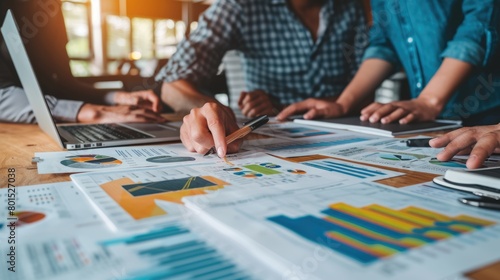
[405,138,432,147]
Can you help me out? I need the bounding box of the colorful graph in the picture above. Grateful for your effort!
[303,160,387,179]
[12,211,46,226]
[379,153,417,161]
[100,176,229,220]
[259,163,281,169]
[123,177,217,196]
[243,164,281,175]
[429,158,466,168]
[60,154,122,169]
[234,171,263,178]
[146,156,195,163]
[223,167,243,172]
[268,203,495,264]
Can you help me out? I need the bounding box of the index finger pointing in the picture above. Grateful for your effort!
[201,103,230,157]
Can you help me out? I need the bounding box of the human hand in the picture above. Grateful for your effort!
[181,102,240,157]
[77,104,166,123]
[238,90,279,117]
[429,124,500,169]
[276,98,346,121]
[360,98,441,124]
[113,90,162,113]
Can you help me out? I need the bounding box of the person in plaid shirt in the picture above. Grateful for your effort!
[158,0,368,156]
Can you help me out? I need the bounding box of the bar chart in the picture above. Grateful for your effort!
[268,203,495,264]
[100,225,252,279]
[302,159,402,180]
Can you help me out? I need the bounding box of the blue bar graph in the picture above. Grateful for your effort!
[303,160,386,179]
[100,225,252,280]
[267,137,371,151]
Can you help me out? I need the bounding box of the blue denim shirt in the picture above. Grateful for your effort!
[364,0,500,119]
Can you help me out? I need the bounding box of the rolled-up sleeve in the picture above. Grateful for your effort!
[441,0,499,66]
[0,86,83,123]
[155,0,243,88]
[362,1,400,65]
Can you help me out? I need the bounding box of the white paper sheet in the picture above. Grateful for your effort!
[300,157,404,181]
[253,122,347,140]
[0,182,100,237]
[34,144,212,174]
[320,138,500,175]
[184,182,500,280]
[70,152,351,231]
[243,131,378,157]
[1,221,263,280]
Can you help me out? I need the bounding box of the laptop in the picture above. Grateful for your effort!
[1,10,180,150]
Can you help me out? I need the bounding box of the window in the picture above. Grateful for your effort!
[61,0,205,77]
[106,16,189,75]
[62,0,92,76]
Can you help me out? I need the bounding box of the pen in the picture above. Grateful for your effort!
[458,197,500,210]
[402,138,432,147]
[204,115,269,157]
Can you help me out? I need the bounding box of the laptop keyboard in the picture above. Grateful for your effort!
[61,124,153,143]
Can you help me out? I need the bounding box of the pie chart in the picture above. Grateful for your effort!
[287,169,307,175]
[379,153,416,161]
[259,163,281,169]
[146,156,196,163]
[223,167,243,172]
[234,171,263,178]
[429,158,466,168]
[60,154,122,169]
[12,211,46,227]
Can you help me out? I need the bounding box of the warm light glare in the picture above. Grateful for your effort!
[130,51,142,60]
[166,19,175,29]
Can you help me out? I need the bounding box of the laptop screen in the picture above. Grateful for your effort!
[1,10,64,147]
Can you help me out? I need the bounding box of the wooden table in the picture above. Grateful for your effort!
[0,122,498,279]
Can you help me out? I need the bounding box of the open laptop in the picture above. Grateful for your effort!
[2,10,180,150]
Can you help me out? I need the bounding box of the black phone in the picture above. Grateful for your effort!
[405,138,432,147]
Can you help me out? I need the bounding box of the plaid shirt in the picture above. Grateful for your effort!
[156,0,368,106]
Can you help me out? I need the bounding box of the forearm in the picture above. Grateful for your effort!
[0,86,83,123]
[336,59,394,113]
[160,80,220,113]
[417,58,474,113]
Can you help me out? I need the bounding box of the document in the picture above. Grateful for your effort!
[70,152,346,231]
[1,221,263,280]
[34,144,212,174]
[253,122,346,140]
[96,222,268,280]
[184,181,500,280]
[399,182,500,218]
[0,182,100,236]
[0,182,109,280]
[320,138,500,175]
[1,226,116,280]
[243,131,378,157]
[300,157,404,181]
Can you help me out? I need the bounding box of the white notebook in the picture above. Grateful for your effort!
[433,166,500,199]
[294,116,462,137]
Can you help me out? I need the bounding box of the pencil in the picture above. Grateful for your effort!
[204,126,252,156]
[204,115,269,157]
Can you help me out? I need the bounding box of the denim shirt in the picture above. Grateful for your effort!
[363,0,500,119]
